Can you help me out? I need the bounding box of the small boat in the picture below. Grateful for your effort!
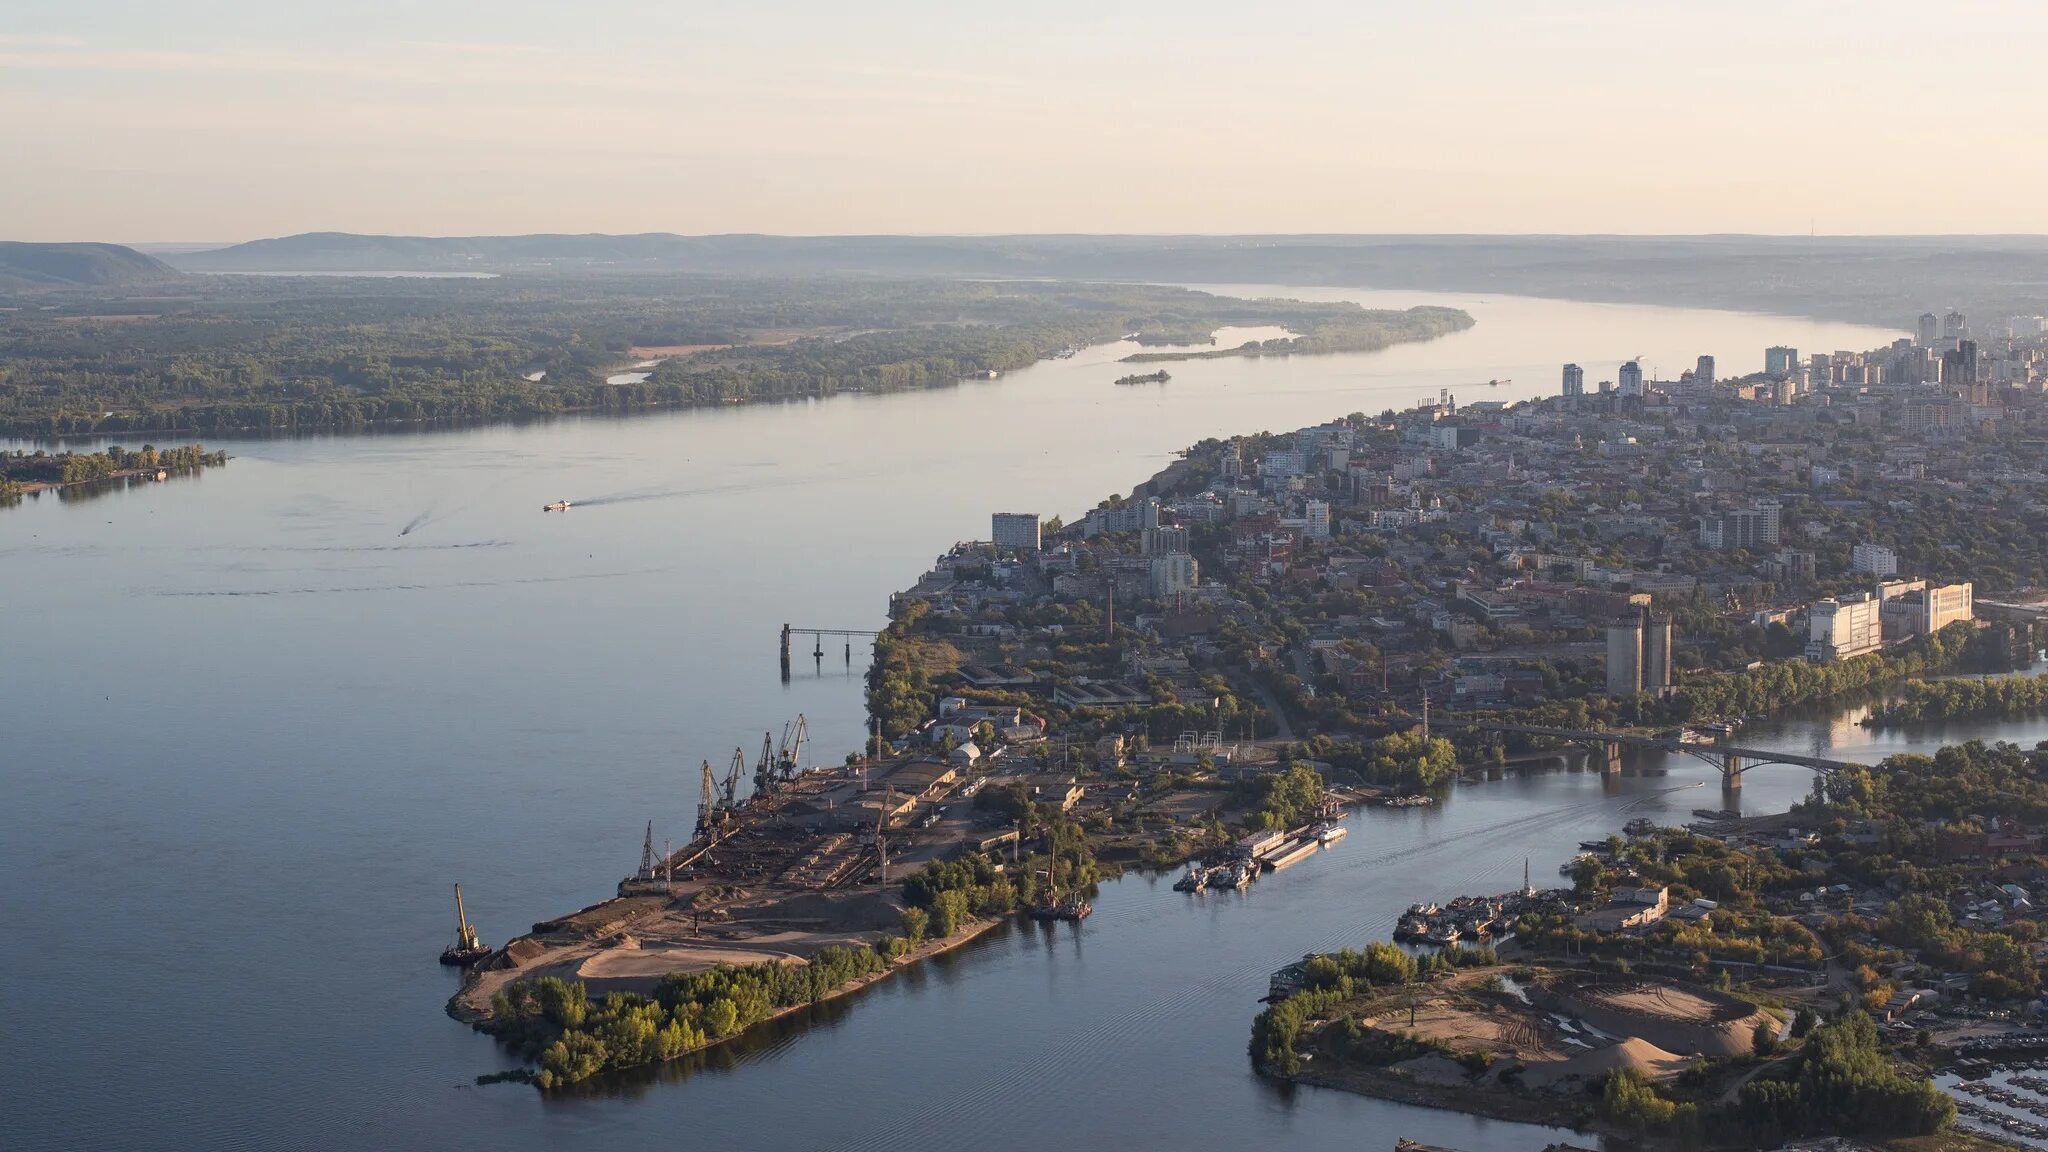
[1174,864,1209,893]
[1578,839,1609,851]
[1314,822,1348,844]
[1623,817,1658,837]
[439,883,492,966]
[543,500,572,512]
[1425,922,1462,945]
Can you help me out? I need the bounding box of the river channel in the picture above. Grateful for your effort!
[9,286,2030,1151]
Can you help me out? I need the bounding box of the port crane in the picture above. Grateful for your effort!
[752,731,778,797]
[722,748,745,809]
[776,714,808,781]
[696,760,718,836]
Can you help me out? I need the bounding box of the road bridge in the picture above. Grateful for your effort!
[1419,717,1863,790]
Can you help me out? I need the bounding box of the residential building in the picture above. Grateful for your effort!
[1917,312,1939,347]
[1149,552,1199,598]
[1698,500,1781,550]
[1850,543,1898,577]
[1304,499,1331,540]
[1618,359,1644,398]
[1765,346,1800,378]
[991,512,1042,551]
[1944,310,1967,342]
[1807,593,1883,662]
[1695,355,1715,386]
[1140,525,1189,556]
[1562,363,1585,398]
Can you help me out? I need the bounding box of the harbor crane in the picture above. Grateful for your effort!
[696,760,718,835]
[722,748,745,808]
[753,731,778,797]
[777,714,808,781]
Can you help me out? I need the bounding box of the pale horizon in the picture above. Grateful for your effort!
[7,0,2048,243]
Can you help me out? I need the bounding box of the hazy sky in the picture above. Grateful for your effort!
[6,1,2046,242]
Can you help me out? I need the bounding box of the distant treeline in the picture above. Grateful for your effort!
[1864,672,2048,727]
[0,276,1472,437]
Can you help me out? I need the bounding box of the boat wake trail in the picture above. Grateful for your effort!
[398,508,433,536]
[150,566,675,597]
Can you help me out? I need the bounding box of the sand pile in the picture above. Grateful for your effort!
[1523,1037,1688,1090]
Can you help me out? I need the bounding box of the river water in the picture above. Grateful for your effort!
[7,287,2028,1151]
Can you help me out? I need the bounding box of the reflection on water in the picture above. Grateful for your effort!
[0,288,1966,1152]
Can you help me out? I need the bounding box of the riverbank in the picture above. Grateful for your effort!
[453,910,1009,1085]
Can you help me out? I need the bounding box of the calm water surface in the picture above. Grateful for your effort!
[11,287,2021,1151]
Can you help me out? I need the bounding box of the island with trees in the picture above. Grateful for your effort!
[1114,370,1171,386]
[0,275,1472,438]
[1,443,226,503]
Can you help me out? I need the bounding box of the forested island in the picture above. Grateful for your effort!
[0,443,226,501]
[1120,307,1470,364]
[1114,370,1170,385]
[0,276,1470,437]
[1864,671,2048,727]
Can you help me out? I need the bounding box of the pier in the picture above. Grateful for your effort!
[780,623,882,681]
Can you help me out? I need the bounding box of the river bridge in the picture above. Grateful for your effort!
[1420,717,1865,789]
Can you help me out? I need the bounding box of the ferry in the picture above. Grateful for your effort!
[543,500,572,512]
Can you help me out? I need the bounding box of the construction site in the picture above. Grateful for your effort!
[450,715,1025,1020]
[1292,966,1778,1125]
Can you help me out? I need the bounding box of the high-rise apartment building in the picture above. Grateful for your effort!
[1917,312,1940,347]
[1617,360,1644,397]
[991,512,1041,551]
[1148,552,1199,598]
[1694,355,1715,386]
[1944,310,1967,342]
[1850,543,1898,577]
[1304,499,1330,540]
[1765,346,1800,378]
[1562,363,1585,398]
[1141,525,1189,556]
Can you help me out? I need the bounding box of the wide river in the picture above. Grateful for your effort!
[7,286,2036,1151]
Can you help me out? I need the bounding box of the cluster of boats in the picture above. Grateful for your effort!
[1173,822,1347,894]
[1691,807,1741,822]
[1394,896,1505,946]
[1376,794,1435,808]
[1952,1079,2048,1142]
[1176,859,1258,893]
[1623,817,1659,837]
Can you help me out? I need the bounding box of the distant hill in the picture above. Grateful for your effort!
[0,242,179,290]
[167,231,2048,326]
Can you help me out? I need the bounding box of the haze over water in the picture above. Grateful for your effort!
[9,286,2006,1152]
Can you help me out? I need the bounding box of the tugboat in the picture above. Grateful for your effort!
[439,883,492,966]
[1174,863,1209,893]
